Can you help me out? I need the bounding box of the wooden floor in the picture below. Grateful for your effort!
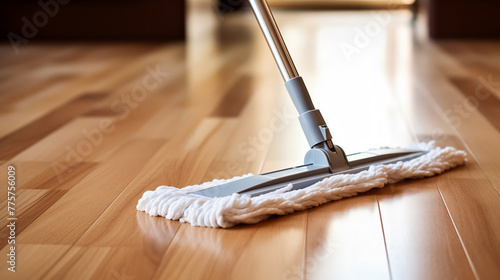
[1,3,500,280]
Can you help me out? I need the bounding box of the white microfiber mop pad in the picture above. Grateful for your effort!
[137,142,467,228]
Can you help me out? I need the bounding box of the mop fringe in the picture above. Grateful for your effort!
[137,142,467,228]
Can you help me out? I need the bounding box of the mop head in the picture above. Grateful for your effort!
[137,142,466,228]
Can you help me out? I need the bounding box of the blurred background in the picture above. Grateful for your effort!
[1,0,499,42]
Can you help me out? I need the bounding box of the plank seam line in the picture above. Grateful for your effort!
[413,76,500,196]
[149,224,185,280]
[38,246,74,280]
[435,182,480,280]
[376,197,393,280]
[72,139,166,247]
[302,211,309,280]
[36,139,164,279]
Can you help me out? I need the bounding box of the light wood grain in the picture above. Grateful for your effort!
[305,195,391,280]
[0,245,70,280]
[0,3,499,280]
[17,139,165,245]
[50,118,238,279]
[378,178,476,280]
[153,225,259,280]
[0,190,66,248]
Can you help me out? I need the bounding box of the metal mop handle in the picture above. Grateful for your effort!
[247,0,349,172]
[248,0,299,82]
[248,0,340,153]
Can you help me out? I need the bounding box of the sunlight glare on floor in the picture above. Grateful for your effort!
[278,10,416,154]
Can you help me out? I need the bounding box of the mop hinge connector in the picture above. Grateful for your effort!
[299,109,333,148]
[284,76,334,149]
[304,143,350,172]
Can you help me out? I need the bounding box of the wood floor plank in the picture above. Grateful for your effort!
[69,95,169,163]
[377,178,476,280]
[413,45,500,194]
[231,210,307,280]
[0,93,108,160]
[152,225,259,280]
[9,117,111,163]
[197,74,289,181]
[210,74,255,117]
[438,42,500,83]
[419,133,500,280]
[1,74,74,109]
[42,247,112,280]
[449,78,500,132]
[0,190,67,250]
[305,195,391,280]
[128,47,247,141]
[17,139,165,245]
[0,44,176,138]
[0,162,53,189]
[437,178,500,280]
[0,245,70,280]
[0,44,104,93]
[21,162,99,190]
[0,46,86,97]
[0,118,111,198]
[46,246,162,280]
[43,118,237,279]
[0,189,47,225]
[391,39,500,279]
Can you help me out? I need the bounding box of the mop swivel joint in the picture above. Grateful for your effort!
[283,76,350,171]
[305,142,350,172]
[298,109,332,148]
[284,77,335,146]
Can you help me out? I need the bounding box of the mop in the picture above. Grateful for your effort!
[137,0,467,228]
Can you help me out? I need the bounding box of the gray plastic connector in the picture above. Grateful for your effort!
[284,76,315,114]
[285,76,332,148]
[299,110,332,148]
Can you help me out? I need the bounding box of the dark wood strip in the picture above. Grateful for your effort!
[18,139,165,245]
[21,162,98,190]
[0,190,67,249]
[450,78,500,132]
[0,93,107,160]
[0,74,76,110]
[210,74,253,117]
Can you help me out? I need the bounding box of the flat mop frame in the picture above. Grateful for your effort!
[191,0,426,198]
